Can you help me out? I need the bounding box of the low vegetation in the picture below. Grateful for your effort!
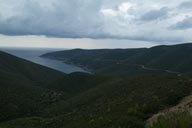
[1,43,192,128]
[147,111,192,128]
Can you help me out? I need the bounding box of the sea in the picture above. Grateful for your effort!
[0,47,87,74]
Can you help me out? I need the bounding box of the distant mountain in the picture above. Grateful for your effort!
[42,43,192,76]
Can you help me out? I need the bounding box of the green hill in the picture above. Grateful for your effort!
[44,75,192,128]
[1,48,192,128]
[46,72,109,99]
[0,51,63,85]
[42,43,192,76]
[1,74,192,128]
[0,51,64,122]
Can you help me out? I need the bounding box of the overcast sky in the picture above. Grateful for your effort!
[0,0,191,48]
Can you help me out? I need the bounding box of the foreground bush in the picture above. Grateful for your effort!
[147,111,192,128]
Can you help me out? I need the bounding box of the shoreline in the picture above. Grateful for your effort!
[40,56,93,74]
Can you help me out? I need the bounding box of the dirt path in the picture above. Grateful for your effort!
[137,64,182,76]
[119,63,182,76]
[92,59,182,76]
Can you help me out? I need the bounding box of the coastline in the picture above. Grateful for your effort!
[40,56,93,74]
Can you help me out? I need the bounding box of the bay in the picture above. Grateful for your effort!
[0,48,87,74]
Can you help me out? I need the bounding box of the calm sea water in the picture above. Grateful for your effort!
[0,48,87,74]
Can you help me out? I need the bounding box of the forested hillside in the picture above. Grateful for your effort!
[1,45,192,128]
[42,43,192,76]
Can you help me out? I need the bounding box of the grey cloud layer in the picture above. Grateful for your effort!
[140,7,169,21]
[0,0,191,43]
[170,17,192,30]
[0,0,103,37]
[178,0,192,9]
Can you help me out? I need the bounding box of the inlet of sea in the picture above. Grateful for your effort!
[0,47,88,74]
